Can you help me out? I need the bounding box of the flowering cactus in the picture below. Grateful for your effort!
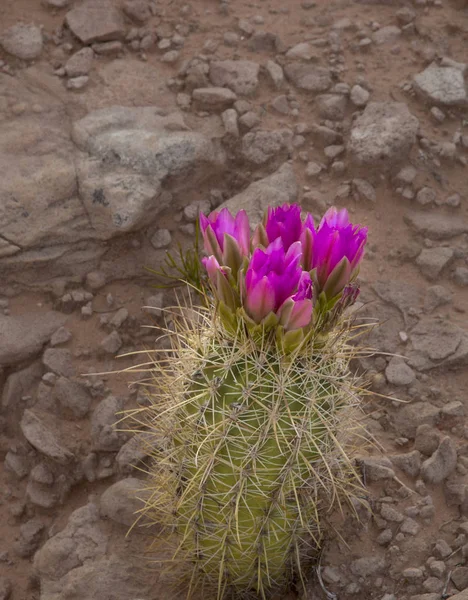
[137,203,368,599]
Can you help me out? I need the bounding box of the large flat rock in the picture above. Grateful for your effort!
[65,0,126,44]
[413,63,467,106]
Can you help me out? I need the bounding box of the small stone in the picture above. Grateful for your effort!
[65,0,126,44]
[54,377,92,419]
[395,166,417,185]
[43,348,74,377]
[223,32,239,47]
[0,23,43,60]
[350,557,385,577]
[86,271,107,290]
[400,517,420,536]
[122,0,151,23]
[441,401,464,417]
[429,561,445,577]
[161,50,179,63]
[452,567,468,591]
[100,331,122,354]
[238,111,260,130]
[421,437,457,484]
[67,76,89,90]
[424,285,452,312]
[143,293,164,317]
[416,247,454,280]
[353,178,376,203]
[20,409,74,464]
[373,26,401,45]
[305,162,322,178]
[65,47,94,77]
[286,42,317,61]
[92,40,123,55]
[360,456,395,481]
[350,84,370,107]
[150,229,172,249]
[414,64,467,107]
[380,503,404,523]
[50,327,72,346]
[271,95,290,115]
[416,187,437,206]
[454,267,468,286]
[423,577,444,593]
[415,425,441,456]
[403,567,424,582]
[14,518,45,558]
[430,106,446,123]
[222,109,239,137]
[265,60,284,89]
[391,451,421,477]
[377,529,393,545]
[385,357,415,386]
[91,395,127,451]
[317,94,347,120]
[433,540,452,559]
[100,477,146,526]
[192,87,237,110]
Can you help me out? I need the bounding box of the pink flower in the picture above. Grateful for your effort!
[301,207,367,298]
[265,203,303,251]
[199,208,250,262]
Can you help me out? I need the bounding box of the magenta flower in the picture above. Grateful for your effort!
[243,239,313,330]
[265,203,303,251]
[301,207,367,298]
[199,208,250,263]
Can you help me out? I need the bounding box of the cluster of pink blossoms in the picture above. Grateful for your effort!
[199,204,368,332]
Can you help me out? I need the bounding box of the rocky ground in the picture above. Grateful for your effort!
[1,0,468,598]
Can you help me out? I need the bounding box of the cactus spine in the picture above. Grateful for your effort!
[135,305,362,599]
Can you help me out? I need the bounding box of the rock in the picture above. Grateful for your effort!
[416,247,454,280]
[100,477,147,526]
[454,267,468,286]
[359,456,395,481]
[51,327,72,346]
[4,451,31,479]
[271,95,290,115]
[241,130,291,165]
[209,60,260,96]
[413,63,467,107]
[14,518,45,558]
[91,395,128,451]
[286,42,317,61]
[54,377,92,420]
[65,47,94,77]
[452,567,468,591]
[0,312,66,367]
[350,84,370,107]
[43,348,74,377]
[377,529,393,545]
[405,212,468,240]
[305,162,323,178]
[415,425,441,456]
[73,106,224,239]
[100,330,123,354]
[92,40,123,55]
[416,187,437,206]
[65,0,126,44]
[34,502,108,581]
[350,557,385,577]
[116,433,153,474]
[409,318,464,366]
[401,518,420,536]
[20,409,74,464]
[316,94,347,120]
[391,451,421,477]
[67,75,90,90]
[2,360,43,410]
[434,539,452,559]
[421,436,457,484]
[310,124,341,147]
[0,23,43,60]
[222,109,239,137]
[403,567,424,581]
[284,63,332,92]
[373,26,401,45]
[192,87,237,110]
[348,102,419,168]
[150,229,172,249]
[424,285,452,313]
[265,60,284,89]
[442,400,465,417]
[122,0,151,23]
[219,163,297,228]
[353,178,376,203]
[393,402,440,439]
[380,503,404,523]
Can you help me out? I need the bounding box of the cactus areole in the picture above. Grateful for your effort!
[139,204,368,599]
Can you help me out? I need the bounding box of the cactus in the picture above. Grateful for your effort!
[132,204,369,599]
